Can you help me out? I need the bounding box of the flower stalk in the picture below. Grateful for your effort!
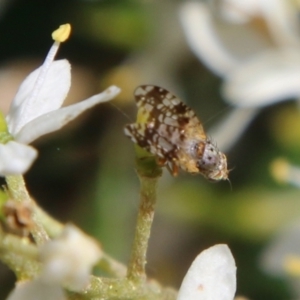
[5,175,49,245]
[126,175,158,282]
[5,175,31,203]
[0,230,40,280]
[127,145,162,282]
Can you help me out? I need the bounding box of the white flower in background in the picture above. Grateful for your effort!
[261,222,300,277]
[39,224,102,291]
[177,244,236,300]
[219,0,261,23]
[0,24,120,176]
[179,1,300,151]
[261,221,300,298]
[179,0,300,95]
[270,158,300,188]
[7,224,102,300]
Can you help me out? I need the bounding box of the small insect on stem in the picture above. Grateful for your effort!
[124,85,229,181]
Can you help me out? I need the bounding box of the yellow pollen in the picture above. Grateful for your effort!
[51,24,71,42]
[284,255,300,277]
[270,158,290,184]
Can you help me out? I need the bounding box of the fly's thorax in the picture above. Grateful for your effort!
[196,140,228,181]
[175,139,205,174]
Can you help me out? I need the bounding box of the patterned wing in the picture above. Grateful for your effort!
[134,85,203,131]
[124,85,228,179]
[124,123,175,160]
[124,85,206,160]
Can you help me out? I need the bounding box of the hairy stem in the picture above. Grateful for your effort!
[127,175,158,282]
[5,175,49,245]
[0,230,40,280]
[127,146,162,282]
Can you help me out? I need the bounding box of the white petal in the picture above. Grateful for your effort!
[177,244,236,300]
[40,224,102,291]
[0,141,37,176]
[6,280,66,300]
[7,60,71,136]
[261,0,300,47]
[220,0,262,23]
[224,49,300,107]
[180,2,239,77]
[209,107,258,152]
[15,86,120,144]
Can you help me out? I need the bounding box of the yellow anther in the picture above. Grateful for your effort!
[284,255,300,277]
[270,158,290,184]
[52,24,71,42]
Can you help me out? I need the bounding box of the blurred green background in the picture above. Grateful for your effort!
[0,0,299,299]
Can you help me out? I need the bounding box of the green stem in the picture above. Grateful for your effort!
[127,175,158,282]
[127,146,162,282]
[98,253,127,278]
[6,175,31,203]
[72,276,177,300]
[0,230,40,280]
[5,175,49,245]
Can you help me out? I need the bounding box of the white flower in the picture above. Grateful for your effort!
[6,280,66,300]
[0,24,120,176]
[39,224,102,291]
[262,221,300,278]
[6,224,101,300]
[261,221,300,297]
[179,1,300,150]
[223,48,300,108]
[177,244,236,300]
[270,158,300,188]
[180,2,239,77]
[219,0,262,23]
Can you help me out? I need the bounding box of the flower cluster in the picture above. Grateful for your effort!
[0,24,120,176]
[179,0,300,151]
[7,225,102,300]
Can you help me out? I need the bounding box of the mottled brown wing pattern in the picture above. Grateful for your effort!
[124,85,228,180]
[124,85,204,161]
[124,122,174,160]
[134,85,203,133]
